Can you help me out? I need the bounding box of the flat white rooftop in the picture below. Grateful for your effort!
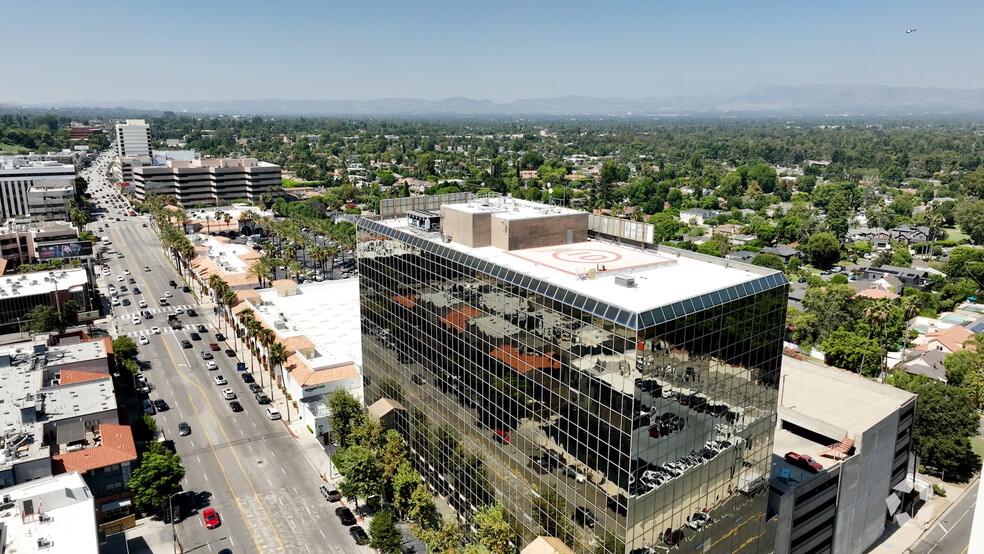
[197,235,253,274]
[381,216,770,313]
[446,196,583,221]
[0,471,98,554]
[0,268,88,299]
[252,278,362,367]
[779,356,915,435]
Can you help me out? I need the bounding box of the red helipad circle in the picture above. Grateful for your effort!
[553,249,623,264]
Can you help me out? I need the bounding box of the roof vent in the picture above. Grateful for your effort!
[614,276,636,288]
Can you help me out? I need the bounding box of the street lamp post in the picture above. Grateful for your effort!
[169,491,187,554]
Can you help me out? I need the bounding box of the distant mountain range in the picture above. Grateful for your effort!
[5,85,984,117]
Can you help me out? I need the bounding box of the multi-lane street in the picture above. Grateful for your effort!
[83,149,369,553]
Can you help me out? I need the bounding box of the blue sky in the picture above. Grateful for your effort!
[3,0,979,103]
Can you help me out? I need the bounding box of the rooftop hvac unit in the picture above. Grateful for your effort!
[614,276,636,288]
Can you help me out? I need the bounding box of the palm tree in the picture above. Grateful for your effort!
[326,244,339,277]
[925,201,945,260]
[203,214,213,234]
[287,260,305,281]
[222,289,238,332]
[246,319,263,384]
[258,328,276,373]
[237,308,254,356]
[860,298,891,377]
[267,341,289,419]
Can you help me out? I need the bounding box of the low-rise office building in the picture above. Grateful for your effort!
[0,470,99,554]
[0,338,117,488]
[0,158,77,221]
[230,278,363,439]
[769,357,917,554]
[0,267,94,331]
[132,157,281,206]
[0,220,89,267]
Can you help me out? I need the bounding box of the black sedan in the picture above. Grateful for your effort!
[225,349,236,357]
[153,399,169,412]
[178,422,191,436]
[180,340,192,349]
[215,333,225,341]
[229,401,243,412]
[349,526,369,545]
[335,507,356,526]
[241,373,255,384]
[189,332,201,341]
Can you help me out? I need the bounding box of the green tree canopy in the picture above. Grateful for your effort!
[368,510,403,554]
[128,450,186,514]
[806,232,841,268]
[326,388,363,447]
[472,503,518,554]
[955,201,984,244]
[750,253,785,271]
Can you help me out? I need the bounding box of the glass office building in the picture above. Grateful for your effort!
[358,200,787,553]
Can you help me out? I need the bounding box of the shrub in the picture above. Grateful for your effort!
[933,483,947,497]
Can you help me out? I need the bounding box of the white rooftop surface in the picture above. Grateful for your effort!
[0,471,98,554]
[383,217,770,312]
[0,267,88,298]
[1,340,114,469]
[252,278,362,367]
[445,198,583,221]
[46,340,108,366]
[197,235,253,274]
[779,356,915,435]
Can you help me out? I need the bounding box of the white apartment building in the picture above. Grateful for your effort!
[0,158,77,221]
[114,119,151,158]
[132,157,281,206]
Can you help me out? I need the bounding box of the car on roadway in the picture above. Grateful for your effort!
[123,269,131,275]
[222,388,236,400]
[139,336,150,345]
[117,275,124,282]
[266,407,281,420]
[349,526,369,545]
[132,316,141,325]
[326,488,342,502]
[153,399,169,412]
[210,343,220,351]
[242,373,255,384]
[187,308,197,316]
[335,506,356,526]
[228,401,243,412]
[144,266,151,272]
[195,324,207,333]
[181,340,192,349]
[121,298,131,306]
[151,327,161,334]
[203,508,220,529]
[201,350,213,360]
[158,296,168,305]
[225,349,236,357]
[111,298,121,306]
[169,280,177,287]
[205,361,218,370]
[189,332,201,341]
[178,421,191,436]
[164,291,172,297]
[248,383,262,394]
[174,308,183,315]
[213,375,227,385]
[215,332,225,341]
[139,300,147,308]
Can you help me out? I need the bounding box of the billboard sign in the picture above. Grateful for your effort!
[77,310,100,322]
[37,241,93,259]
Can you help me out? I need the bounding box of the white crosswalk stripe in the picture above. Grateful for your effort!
[118,304,195,319]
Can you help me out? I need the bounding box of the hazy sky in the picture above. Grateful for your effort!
[3,0,978,104]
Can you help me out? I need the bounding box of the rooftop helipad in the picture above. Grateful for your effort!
[507,242,677,275]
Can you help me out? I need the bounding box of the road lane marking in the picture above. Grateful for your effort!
[159,329,268,553]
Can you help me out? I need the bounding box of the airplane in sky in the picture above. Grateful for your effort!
[906,28,917,33]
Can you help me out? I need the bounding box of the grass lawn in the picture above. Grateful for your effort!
[971,435,984,461]
[0,142,29,154]
[945,226,969,243]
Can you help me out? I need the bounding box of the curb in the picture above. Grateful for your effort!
[281,419,299,438]
[907,474,980,553]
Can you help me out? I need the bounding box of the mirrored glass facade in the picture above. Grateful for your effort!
[358,218,787,553]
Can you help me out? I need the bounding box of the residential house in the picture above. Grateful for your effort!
[847,226,932,248]
[913,325,974,354]
[679,208,722,226]
[900,350,947,382]
[725,251,756,263]
[760,244,800,264]
[860,265,933,291]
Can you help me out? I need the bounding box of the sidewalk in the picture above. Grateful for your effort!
[867,474,977,553]
[191,281,341,485]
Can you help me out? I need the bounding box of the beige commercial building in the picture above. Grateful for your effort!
[132,157,282,207]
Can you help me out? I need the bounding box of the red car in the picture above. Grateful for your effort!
[210,343,220,351]
[203,507,220,529]
[784,452,823,473]
[493,430,510,444]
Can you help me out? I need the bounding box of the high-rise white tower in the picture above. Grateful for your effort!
[114,119,152,158]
